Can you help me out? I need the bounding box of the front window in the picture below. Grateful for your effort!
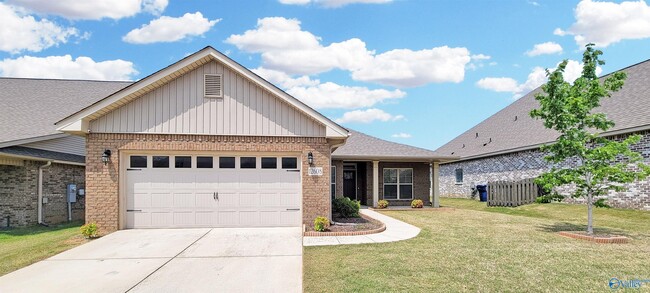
[331,166,336,199]
[455,168,463,184]
[383,168,413,200]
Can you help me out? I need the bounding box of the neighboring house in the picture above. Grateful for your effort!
[50,46,451,233]
[0,78,130,227]
[435,59,650,210]
[331,130,454,207]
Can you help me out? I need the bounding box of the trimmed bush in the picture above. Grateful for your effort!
[535,193,565,204]
[594,198,611,208]
[332,197,360,218]
[411,199,424,208]
[314,216,330,232]
[80,222,99,238]
[377,200,389,209]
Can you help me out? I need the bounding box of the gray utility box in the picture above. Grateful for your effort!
[67,184,77,203]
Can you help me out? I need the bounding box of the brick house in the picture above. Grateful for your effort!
[0,78,129,227]
[48,46,453,233]
[435,59,650,210]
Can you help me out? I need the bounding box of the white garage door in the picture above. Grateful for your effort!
[125,155,301,228]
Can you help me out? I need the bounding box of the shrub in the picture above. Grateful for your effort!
[411,199,424,208]
[594,198,611,208]
[535,193,564,204]
[377,200,389,209]
[80,222,99,238]
[332,197,360,218]
[314,216,330,232]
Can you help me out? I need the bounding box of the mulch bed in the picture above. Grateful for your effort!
[304,214,385,236]
[558,231,629,244]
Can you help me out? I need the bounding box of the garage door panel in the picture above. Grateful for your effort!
[126,154,301,228]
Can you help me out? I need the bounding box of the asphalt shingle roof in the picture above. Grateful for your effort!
[0,146,85,163]
[332,129,447,161]
[0,78,131,144]
[435,59,650,160]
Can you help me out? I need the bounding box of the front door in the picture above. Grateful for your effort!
[343,170,356,200]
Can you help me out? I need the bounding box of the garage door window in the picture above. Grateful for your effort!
[240,157,256,169]
[282,157,298,169]
[175,156,192,168]
[219,157,235,169]
[153,156,169,168]
[261,157,277,169]
[197,156,213,168]
[130,156,147,168]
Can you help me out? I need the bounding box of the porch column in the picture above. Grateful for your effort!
[432,162,440,208]
[372,160,379,208]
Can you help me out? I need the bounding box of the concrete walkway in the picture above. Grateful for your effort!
[0,227,302,293]
[303,208,420,246]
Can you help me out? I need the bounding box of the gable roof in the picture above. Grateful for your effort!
[332,129,457,162]
[0,77,131,146]
[56,46,348,139]
[435,58,650,161]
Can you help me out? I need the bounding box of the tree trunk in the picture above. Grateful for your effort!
[587,191,594,235]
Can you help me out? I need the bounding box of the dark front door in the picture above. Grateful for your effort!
[343,170,356,200]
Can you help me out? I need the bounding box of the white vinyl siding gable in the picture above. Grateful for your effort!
[22,135,85,156]
[88,61,326,137]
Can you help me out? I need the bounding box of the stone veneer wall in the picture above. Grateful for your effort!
[0,161,85,228]
[86,133,332,234]
[440,130,650,210]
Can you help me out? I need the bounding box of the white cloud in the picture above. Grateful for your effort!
[252,67,320,88]
[0,3,78,53]
[525,42,563,56]
[557,0,650,47]
[0,55,138,81]
[279,0,392,8]
[476,77,520,93]
[553,28,567,36]
[123,12,219,44]
[335,108,404,124]
[351,47,471,87]
[226,17,471,87]
[476,60,602,99]
[391,133,411,138]
[7,0,168,20]
[287,82,405,109]
[471,54,491,61]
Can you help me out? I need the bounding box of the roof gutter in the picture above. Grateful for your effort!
[0,153,85,166]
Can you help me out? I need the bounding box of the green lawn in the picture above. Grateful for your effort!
[304,198,650,292]
[0,221,86,276]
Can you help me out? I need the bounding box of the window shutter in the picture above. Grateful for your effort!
[204,74,223,98]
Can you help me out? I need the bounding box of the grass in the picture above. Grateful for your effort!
[0,221,87,276]
[304,198,650,292]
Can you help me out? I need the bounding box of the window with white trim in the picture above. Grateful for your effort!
[383,168,413,199]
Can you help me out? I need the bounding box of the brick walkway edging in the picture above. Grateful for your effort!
[303,222,386,237]
[558,231,629,244]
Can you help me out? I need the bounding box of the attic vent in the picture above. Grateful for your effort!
[204,74,223,98]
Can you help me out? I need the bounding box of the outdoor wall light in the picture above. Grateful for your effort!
[307,152,314,165]
[101,149,112,165]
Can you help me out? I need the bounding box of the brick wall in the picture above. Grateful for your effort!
[86,133,332,233]
[440,130,650,210]
[0,161,85,228]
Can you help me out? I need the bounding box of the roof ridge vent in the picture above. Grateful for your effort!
[204,74,223,98]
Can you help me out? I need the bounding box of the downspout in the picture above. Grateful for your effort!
[38,161,52,225]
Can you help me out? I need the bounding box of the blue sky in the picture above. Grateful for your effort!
[1,0,650,150]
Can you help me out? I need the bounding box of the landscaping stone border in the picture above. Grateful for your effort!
[558,231,629,244]
[303,222,386,237]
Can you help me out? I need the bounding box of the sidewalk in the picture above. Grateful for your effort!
[303,208,420,246]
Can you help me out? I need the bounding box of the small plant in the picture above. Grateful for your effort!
[377,200,389,209]
[535,193,564,204]
[314,216,330,232]
[332,197,361,218]
[594,198,611,208]
[80,222,99,238]
[411,199,424,208]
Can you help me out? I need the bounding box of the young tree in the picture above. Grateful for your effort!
[530,44,650,235]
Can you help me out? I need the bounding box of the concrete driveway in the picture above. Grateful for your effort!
[0,227,302,293]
